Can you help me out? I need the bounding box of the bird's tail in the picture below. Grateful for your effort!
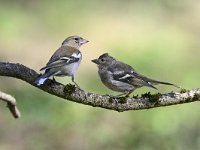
[150,80,180,88]
[35,71,55,86]
[135,73,180,89]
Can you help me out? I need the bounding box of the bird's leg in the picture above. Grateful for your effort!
[52,76,56,81]
[71,75,80,88]
[116,90,133,97]
[116,93,126,97]
[125,90,134,97]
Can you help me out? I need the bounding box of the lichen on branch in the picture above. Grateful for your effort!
[0,62,200,116]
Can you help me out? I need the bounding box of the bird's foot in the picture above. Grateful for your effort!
[132,94,139,98]
[109,96,119,104]
[109,95,128,104]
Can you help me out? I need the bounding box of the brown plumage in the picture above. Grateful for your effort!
[35,36,88,86]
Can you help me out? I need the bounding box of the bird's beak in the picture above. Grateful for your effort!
[91,59,99,64]
[80,39,89,45]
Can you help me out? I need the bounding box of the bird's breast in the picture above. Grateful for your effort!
[55,58,81,77]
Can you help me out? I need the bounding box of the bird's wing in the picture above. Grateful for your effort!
[108,61,136,82]
[40,46,81,71]
[130,71,158,89]
[108,61,157,89]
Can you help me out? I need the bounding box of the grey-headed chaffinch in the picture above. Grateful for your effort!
[35,35,89,86]
[92,53,179,96]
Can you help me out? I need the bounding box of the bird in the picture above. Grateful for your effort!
[92,53,180,97]
[35,35,89,86]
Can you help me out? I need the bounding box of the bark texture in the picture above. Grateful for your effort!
[0,62,199,118]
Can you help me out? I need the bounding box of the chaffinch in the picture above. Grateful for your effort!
[35,35,89,86]
[92,53,179,96]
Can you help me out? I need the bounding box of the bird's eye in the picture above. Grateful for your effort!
[74,38,79,41]
[101,58,105,62]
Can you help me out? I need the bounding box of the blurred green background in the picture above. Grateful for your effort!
[0,0,200,150]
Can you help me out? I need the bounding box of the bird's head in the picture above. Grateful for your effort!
[92,53,116,68]
[62,35,89,48]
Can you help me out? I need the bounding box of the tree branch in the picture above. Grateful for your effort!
[0,91,21,118]
[0,62,200,115]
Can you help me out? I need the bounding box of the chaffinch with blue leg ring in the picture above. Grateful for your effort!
[35,35,89,86]
[92,53,180,97]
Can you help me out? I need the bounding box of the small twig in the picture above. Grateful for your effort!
[0,91,21,118]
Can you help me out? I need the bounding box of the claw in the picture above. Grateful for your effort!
[109,95,127,104]
[109,96,119,103]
